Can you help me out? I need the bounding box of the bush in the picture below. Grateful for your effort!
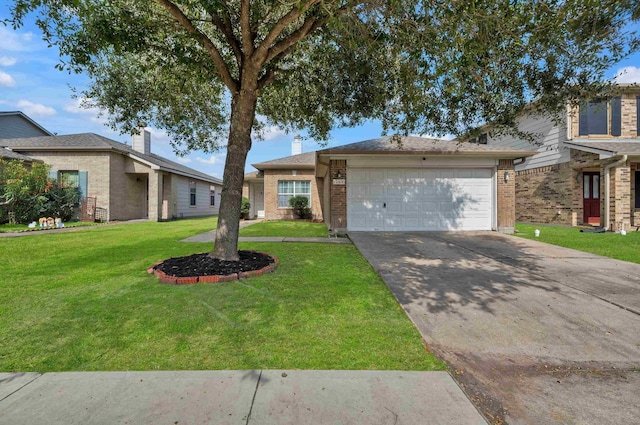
[40,186,81,222]
[0,159,80,224]
[289,195,311,219]
[240,197,251,218]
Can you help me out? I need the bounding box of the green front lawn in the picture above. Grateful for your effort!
[0,217,442,372]
[239,220,329,237]
[515,223,640,264]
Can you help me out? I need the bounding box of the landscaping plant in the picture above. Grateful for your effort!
[289,195,312,219]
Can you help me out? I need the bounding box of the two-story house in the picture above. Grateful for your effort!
[486,83,640,232]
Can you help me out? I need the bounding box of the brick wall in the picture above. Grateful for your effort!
[497,159,516,232]
[516,163,574,226]
[329,160,347,230]
[263,169,322,220]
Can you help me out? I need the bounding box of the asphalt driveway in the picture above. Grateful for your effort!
[350,231,640,425]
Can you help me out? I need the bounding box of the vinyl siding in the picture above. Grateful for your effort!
[0,115,51,139]
[174,175,221,218]
[488,114,569,172]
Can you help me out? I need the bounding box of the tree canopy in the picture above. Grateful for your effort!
[7,0,640,259]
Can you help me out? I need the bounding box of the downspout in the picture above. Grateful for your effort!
[603,154,628,231]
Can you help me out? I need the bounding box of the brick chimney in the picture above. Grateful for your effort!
[292,134,302,156]
[132,122,151,155]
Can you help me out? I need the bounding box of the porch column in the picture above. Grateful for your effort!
[329,160,347,231]
[496,159,515,233]
[148,171,162,222]
[610,162,631,231]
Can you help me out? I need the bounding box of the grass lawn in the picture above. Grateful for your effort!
[0,217,443,372]
[239,220,328,237]
[0,221,97,232]
[515,223,640,264]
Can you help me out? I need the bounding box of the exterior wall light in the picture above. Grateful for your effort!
[504,171,510,182]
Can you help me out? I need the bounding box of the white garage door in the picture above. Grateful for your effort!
[347,168,493,231]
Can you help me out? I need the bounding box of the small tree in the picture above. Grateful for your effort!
[289,196,311,219]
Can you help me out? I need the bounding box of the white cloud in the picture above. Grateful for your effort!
[0,27,37,52]
[253,124,287,141]
[196,154,224,165]
[16,100,56,117]
[0,56,17,66]
[176,157,192,164]
[614,66,640,84]
[0,70,16,87]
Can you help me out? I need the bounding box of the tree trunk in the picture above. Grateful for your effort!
[210,78,258,261]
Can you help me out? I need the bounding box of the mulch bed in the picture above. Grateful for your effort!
[148,250,278,284]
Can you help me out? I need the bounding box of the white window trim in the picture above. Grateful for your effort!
[277,180,311,209]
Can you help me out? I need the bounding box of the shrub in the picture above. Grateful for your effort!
[240,197,251,218]
[289,195,311,219]
[0,159,80,223]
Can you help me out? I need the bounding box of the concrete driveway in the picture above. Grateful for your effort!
[350,231,640,425]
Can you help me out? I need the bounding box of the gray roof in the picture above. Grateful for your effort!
[1,133,222,184]
[252,151,316,169]
[318,136,535,157]
[564,140,640,155]
[0,147,40,162]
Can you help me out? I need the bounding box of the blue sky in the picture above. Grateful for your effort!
[1,4,639,178]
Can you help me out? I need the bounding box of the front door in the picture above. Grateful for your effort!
[583,172,600,225]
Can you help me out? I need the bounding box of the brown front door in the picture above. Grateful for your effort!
[583,172,600,225]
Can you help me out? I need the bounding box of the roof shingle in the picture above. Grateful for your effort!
[0,133,222,184]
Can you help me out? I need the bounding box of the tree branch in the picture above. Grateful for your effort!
[155,0,238,93]
[209,10,243,68]
[255,0,320,60]
[240,0,254,56]
[257,68,277,90]
[265,14,326,64]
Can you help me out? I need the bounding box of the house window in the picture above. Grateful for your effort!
[210,188,215,207]
[278,180,311,208]
[579,100,608,135]
[189,181,196,206]
[58,170,87,198]
[635,172,640,209]
[59,170,79,188]
[578,97,622,137]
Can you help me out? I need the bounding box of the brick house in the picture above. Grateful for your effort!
[245,136,534,233]
[1,122,223,222]
[487,84,640,231]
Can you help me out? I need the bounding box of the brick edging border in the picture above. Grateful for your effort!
[147,252,279,285]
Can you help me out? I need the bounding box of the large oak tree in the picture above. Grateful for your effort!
[8,0,639,259]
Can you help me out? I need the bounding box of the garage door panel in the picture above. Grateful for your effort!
[347,167,493,231]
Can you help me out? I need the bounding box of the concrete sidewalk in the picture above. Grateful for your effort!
[0,370,486,425]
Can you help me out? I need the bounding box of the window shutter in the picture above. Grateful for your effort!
[578,102,589,135]
[611,97,621,137]
[78,171,88,198]
[637,96,640,136]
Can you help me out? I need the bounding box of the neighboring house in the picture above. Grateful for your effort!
[487,83,640,231]
[244,151,320,220]
[0,111,54,139]
[0,146,43,166]
[1,117,223,222]
[244,136,535,233]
